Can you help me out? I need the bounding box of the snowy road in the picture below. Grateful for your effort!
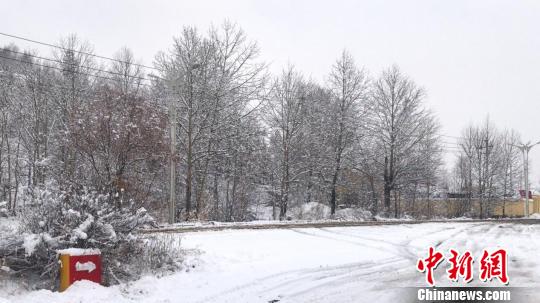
[3,222,540,302]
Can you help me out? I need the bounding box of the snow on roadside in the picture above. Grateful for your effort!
[162,203,375,230]
[334,208,372,221]
[529,213,540,219]
[2,280,129,303]
[289,202,331,220]
[3,222,539,303]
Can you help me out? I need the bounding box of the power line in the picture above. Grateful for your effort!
[2,48,151,83]
[440,145,461,150]
[0,31,162,72]
[440,134,462,140]
[0,73,90,97]
[442,141,460,146]
[0,53,152,87]
[441,141,461,146]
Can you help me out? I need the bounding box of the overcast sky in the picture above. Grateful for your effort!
[2,0,540,186]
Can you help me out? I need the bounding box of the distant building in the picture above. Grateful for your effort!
[446,193,468,199]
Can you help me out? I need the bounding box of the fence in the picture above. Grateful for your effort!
[400,197,540,218]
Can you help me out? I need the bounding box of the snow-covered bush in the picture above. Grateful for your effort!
[334,208,373,221]
[288,202,373,221]
[0,201,7,218]
[139,234,183,276]
[289,202,331,220]
[0,187,181,290]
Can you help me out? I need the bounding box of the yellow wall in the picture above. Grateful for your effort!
[493,197,540,217]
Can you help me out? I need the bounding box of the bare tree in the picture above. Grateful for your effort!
[367,65,439,217]
[109,47,144,96]
[265,66,308,220]
[51,34,96,187]
[155,27,213,219]
[454,121,522,217]
[156,23,266,220]
[326,50,368,215]
[499,129,521,216]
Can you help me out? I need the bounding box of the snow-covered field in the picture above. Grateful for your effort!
[2,222,539,302]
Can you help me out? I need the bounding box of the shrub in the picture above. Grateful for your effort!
[0,187,181,290]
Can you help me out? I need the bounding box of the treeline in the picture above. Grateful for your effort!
[448,120,523,217]
[0,22,521,221]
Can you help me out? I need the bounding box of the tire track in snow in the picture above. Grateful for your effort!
[193,258,404,303]
[282,224,496,302]
[195,224,461,303]
[191,223,535,303]
[316,224,469,259]
[279,223,491,301]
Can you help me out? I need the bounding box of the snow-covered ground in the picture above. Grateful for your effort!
[2,222,539,302]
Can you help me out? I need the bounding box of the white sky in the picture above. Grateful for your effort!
[2,0,540,186]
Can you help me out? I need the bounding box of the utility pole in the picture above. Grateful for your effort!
[476,142,484,218]
[511,141,540,217]
[475,137,493,218]
[149,73,178,224]
[168,96,177,224]
[484,138,493,217]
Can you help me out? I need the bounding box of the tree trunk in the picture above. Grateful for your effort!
[185,163,192,220]
[383,185,391,211]
[185,123,193,220]
[368,176,378,214]
[6,134,12,210]
[329,167,339,215]
[212,172,219,220]
[427,182,431,218]
[394,190,399,218]
[279,144,290,220]
[225,178,231,221]
[383,155,393,213]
